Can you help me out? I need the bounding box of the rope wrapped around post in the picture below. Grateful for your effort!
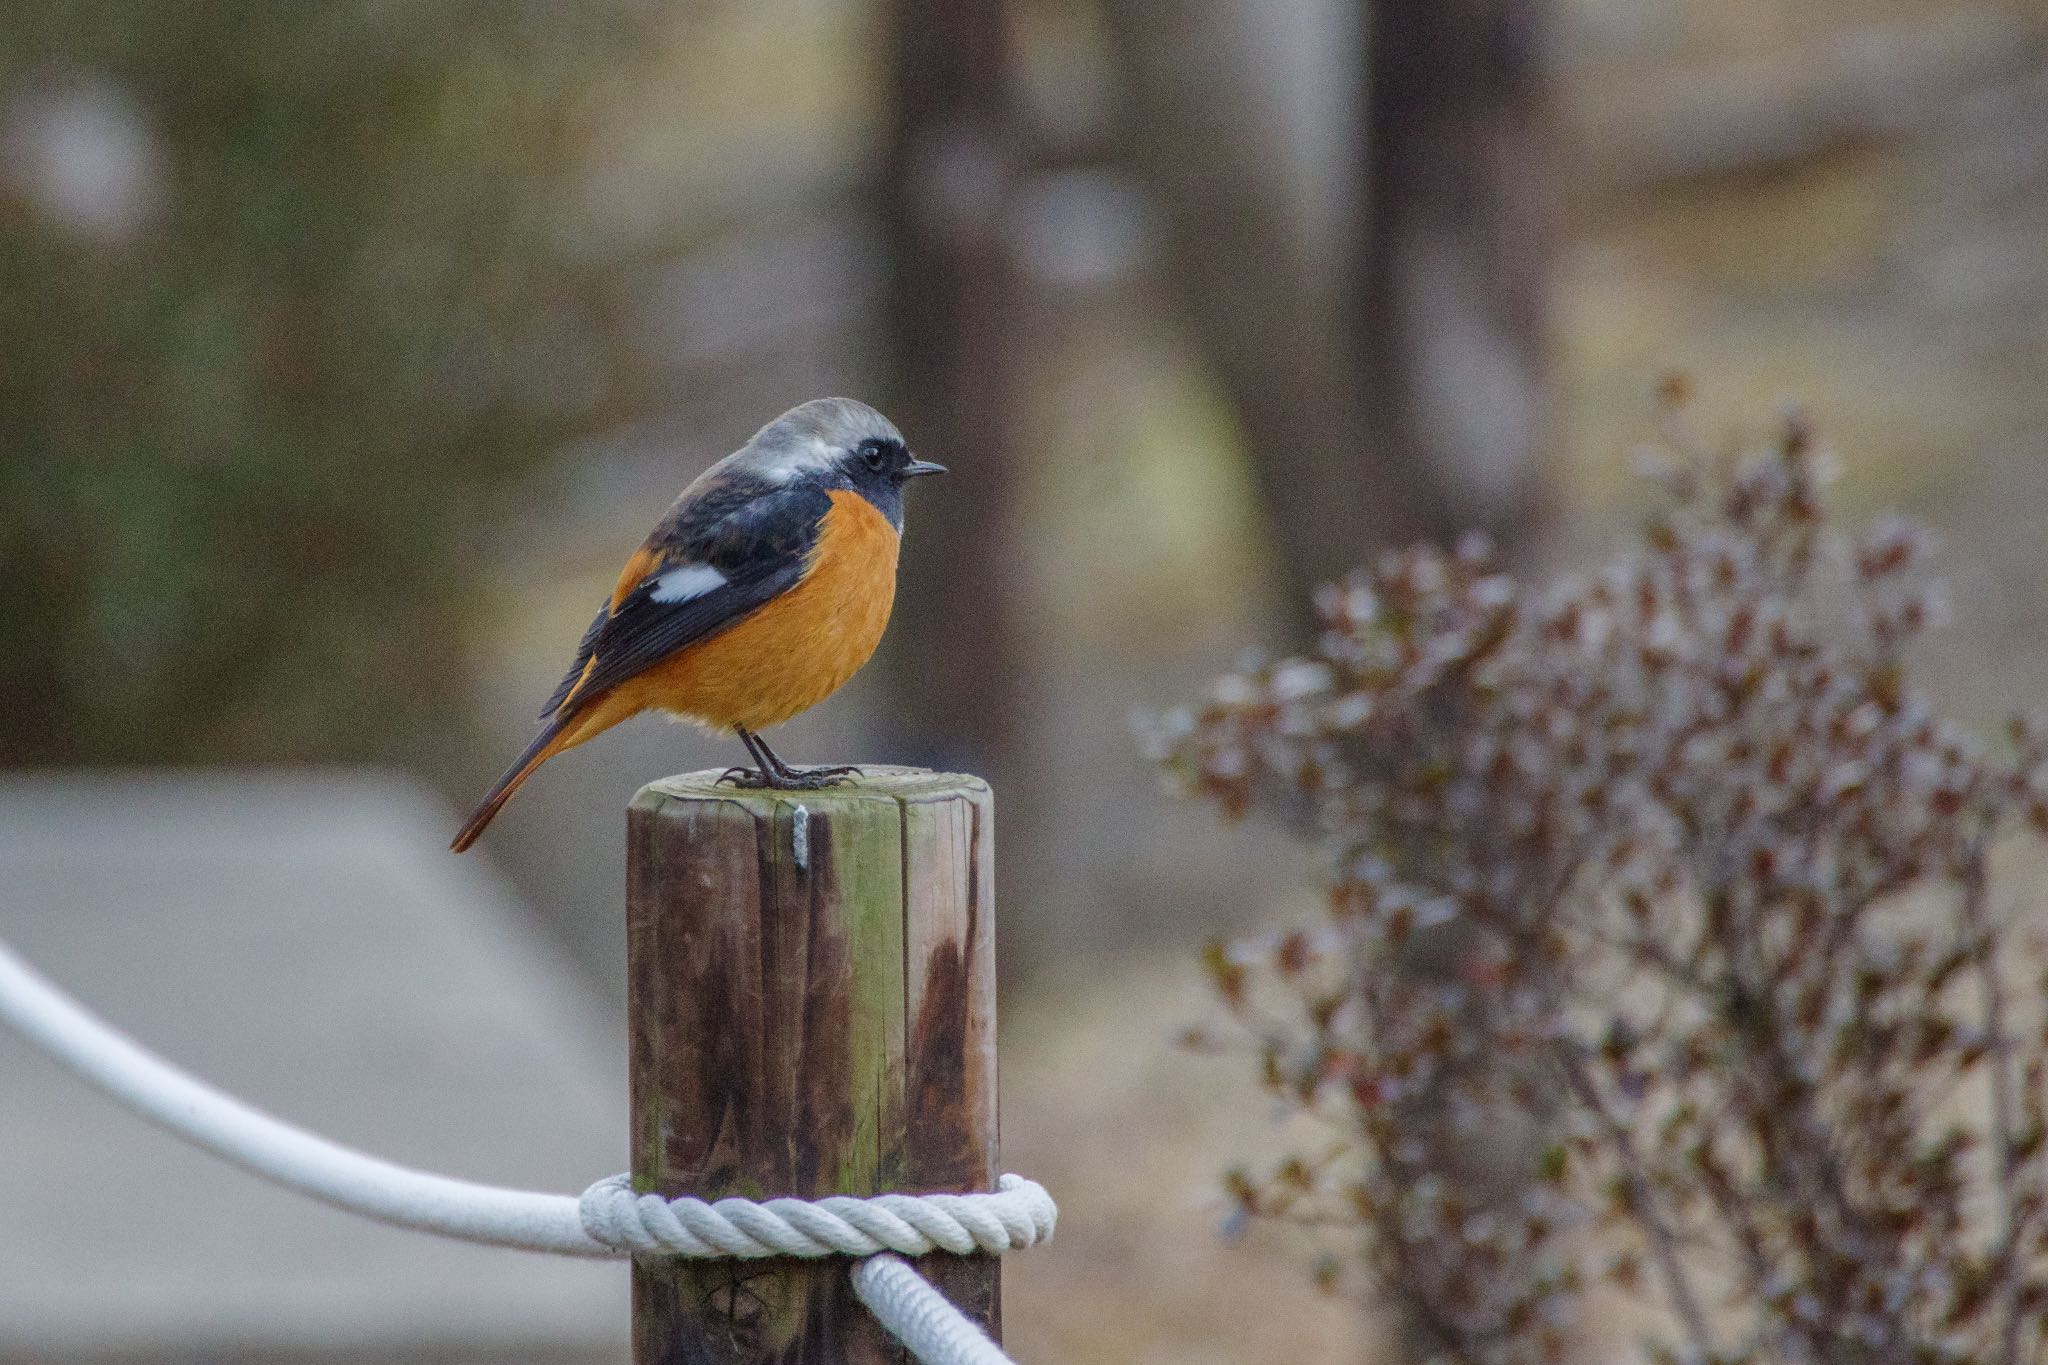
[0,768,1037,1364]
[578,1174,1057,1365]
[578,1173,1056,1259]
[0,935,1055,1365]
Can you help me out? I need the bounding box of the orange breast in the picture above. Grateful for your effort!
[608,489,901,733]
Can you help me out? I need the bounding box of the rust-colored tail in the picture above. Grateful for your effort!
[450,717,577,853]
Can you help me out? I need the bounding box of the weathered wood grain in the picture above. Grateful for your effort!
[627,767,998,1365]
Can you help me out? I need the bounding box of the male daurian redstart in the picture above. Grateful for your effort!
[450,398,942,852]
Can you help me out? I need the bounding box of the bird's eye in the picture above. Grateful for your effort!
[860,440,890,472]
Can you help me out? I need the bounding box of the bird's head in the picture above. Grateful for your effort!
[735,397,943,527]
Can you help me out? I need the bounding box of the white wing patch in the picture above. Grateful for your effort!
[649,563,728,604]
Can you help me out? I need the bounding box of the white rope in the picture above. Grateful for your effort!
[855,1255,1018,1365]
[0,937,1051,1365]
[578,1172,1055,1258]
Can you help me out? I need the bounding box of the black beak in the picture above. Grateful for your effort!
[903,459,947,478]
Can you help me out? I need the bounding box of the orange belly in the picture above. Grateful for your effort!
[579,489,900,738]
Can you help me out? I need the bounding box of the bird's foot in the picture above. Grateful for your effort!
[715,764,862,791]
[764,764,864,790]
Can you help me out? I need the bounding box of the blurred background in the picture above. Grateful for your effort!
[3,0,2046,1361]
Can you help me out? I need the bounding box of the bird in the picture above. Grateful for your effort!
[450,397,944,853]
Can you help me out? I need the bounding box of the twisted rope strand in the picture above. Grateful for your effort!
[577,1173,1056,1259]
[854,1255,1017,1365]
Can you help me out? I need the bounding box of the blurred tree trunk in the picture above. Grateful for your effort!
[875,0,1023,790]
[1100,0,1459,608]
[1101,0,1550,606]
[1109,3,1558,1356]
[1362,7,1558,1358]
[1359,0,1553,556]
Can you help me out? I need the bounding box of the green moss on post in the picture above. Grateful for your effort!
[626,767,999,1364]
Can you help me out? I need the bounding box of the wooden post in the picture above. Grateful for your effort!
[626,766,999,1364]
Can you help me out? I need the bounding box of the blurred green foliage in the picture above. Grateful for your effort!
[0,2,658,766]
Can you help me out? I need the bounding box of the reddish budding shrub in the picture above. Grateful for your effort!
[1147,405,2048,1365]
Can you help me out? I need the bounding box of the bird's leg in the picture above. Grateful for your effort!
[748,730,863,789]
[715,727,779,789]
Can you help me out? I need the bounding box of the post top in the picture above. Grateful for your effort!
[634,765,988,812]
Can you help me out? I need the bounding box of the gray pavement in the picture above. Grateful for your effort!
[0,770,630,1363]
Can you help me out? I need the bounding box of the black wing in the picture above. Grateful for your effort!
[552,482,830,716]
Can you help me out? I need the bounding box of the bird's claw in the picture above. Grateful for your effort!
[714,764,862,791]
[765,765,863,790]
